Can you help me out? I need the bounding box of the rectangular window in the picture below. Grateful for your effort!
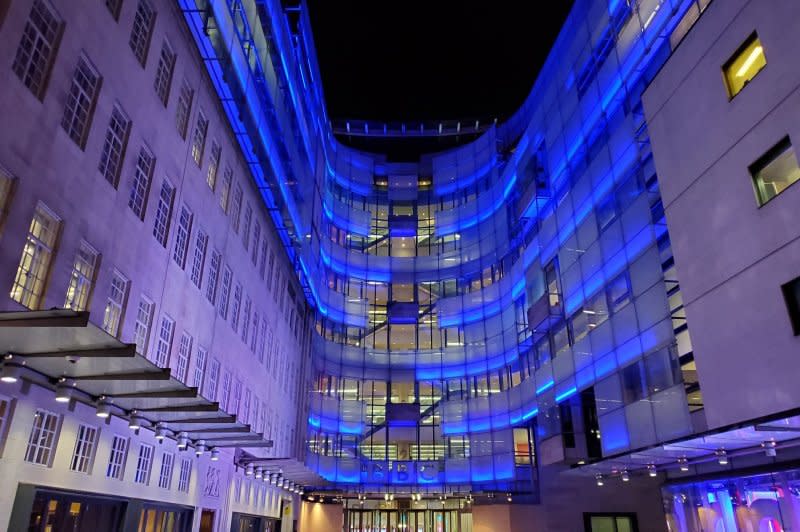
[750,136,800,206]
[230,282,242,332]
[153,40,175,105]
[251,222,261,266]
[190,111,208,166]
[242,205,252,250]
[189,229,207,287]
[129,0,155,67]
[64,241,99,311]
[230,378,242,414]
[102,270,129,337]
[133,295,154,356]
[250,310,259,352]
[205,249,221,304]
[242,388,251,424]
[106,435,128,479]
[154,315,175,367]
[175,79,193,139]
[172,204,193,268]
[606,272,631,314]
[723,33,766,99]
[220,167,232,213]
[781,275,800,336]
[24,409,60,466]
[128,146,155,219]
[11,203,60,309]
[105,0,122,20]
[177,458,192,492]
[12,0,63,100]
[207,141,221,190]
[218,266,232,318]
[61,55,101,149]
[175,332,192,383]
[241,296,251,343]
[266,251,275,288]
[70,424,98,473]
[158,452,174,489]
[220,371,231,410]
[258,317,267,363]
[206,358,220,401]
[259,239,269,279]
[231,184,243,232]
[98,105,130,187]
[134,443,154,484]
[152,178,175,247]
[193,347,207,391]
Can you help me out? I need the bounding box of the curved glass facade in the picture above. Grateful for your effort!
[181,0,706,496]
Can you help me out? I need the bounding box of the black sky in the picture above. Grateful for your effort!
[306,1,575,123]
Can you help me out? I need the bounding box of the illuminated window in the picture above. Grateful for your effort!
[782,275,800,336]
[129,0,155,67]
[190,111,208,166]
[64,241,99,311]
[11,203,60,309]
[207,141,221,190]
[750,136,800,206]
[723,33,766,98]
[12,0,62,100]
[61,55,101,149]
[24,409,61,466]
[153,40,175,106]
[70,424,98,473]
[102,270,129,337]
[106,435,128,479]
[219,166,232,213]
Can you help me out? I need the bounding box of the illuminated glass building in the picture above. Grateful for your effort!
[0,0,799,530]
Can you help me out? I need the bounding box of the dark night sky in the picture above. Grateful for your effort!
[306,1,574,124]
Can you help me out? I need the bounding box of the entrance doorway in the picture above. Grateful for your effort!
[27,489,126,531]
[346,508,461,532]
[199,509,215,532]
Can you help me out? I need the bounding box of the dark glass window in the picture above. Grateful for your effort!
[781,275,800,335]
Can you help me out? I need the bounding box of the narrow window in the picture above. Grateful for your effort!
[175,79,193,138]
[11,203,60,309]
[133,295,154,356]
[189,229,207,288]
[220,167,232,212]
[70,424,99,473]
[258,239,269,279]
[207,141,221,190]
[781,275,800,336]
[218,266,232,319]
[251,222,261,266]
[241,296,251,343]
[158,452,174,489]
[175,331,192,383]
[152,178,175,247]
[98,105,130,187]
[133,443,154,484]
[231,184,243,232]
[190,111,208,166]
[206,358,220,401]
[128,146,155,219]
[242,204,252,250]
[749,136,800,206]
[64,241,99,311]
[193,347,207,391]
[105,0,123,21]
[250,310,259,352]
[230,282,242,332]
[723,33,766,99]
[61,55,102,149]
[205,249,221,304]
[12,0,63,100]
[102,270,129,337]
[172,204,193,268]
[129,0,156,67]
[106,435,128,479]
[258,317,267,364]
[24,409,61,466]
[154,315,175,367]
[177,458,192,492]
[219,371,231,410]
[153,40,175,105]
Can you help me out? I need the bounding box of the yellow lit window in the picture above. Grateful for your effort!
[11,203,60,309]
[749,136,800,206]
[723,33,766,98]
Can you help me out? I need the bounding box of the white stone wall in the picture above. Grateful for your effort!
[643,0,800,428]
[0,0,310,529]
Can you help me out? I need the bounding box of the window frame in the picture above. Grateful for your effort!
[749,136,800,207]
[722,31,767,100]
